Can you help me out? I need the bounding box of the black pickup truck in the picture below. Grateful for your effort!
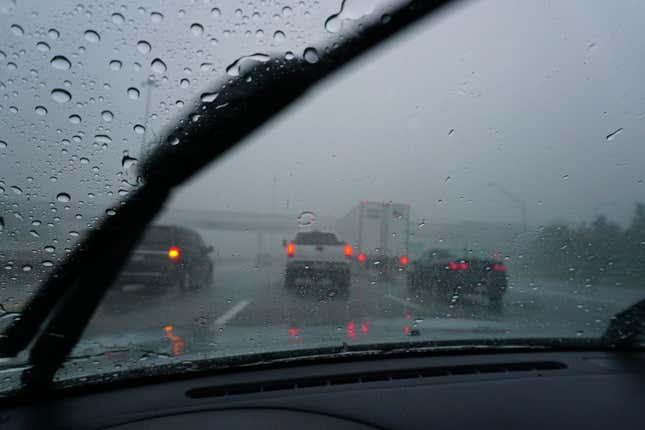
[407,248,507,310]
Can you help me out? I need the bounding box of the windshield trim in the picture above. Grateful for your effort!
[3,336,640,403]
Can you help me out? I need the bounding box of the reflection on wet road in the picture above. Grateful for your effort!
[80,260,644,360]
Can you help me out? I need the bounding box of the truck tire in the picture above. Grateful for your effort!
[334,271,350,300]
[407,275,418,291]
[488,294,503,314]
[179,271,193,293]
[284,270,296,289]
[488,283,505,314]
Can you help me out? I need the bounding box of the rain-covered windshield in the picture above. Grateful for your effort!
[1,0,645,390]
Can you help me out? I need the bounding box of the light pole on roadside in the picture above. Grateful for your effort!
[140,76,160,147]
[488,182,528,232]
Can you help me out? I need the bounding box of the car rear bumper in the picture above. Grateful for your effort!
[115,270,179,289]
[286,261,349,275]
[409,271,507,293]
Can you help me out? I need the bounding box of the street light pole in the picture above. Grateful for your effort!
[140,76,160,148]
[488,182,528,232]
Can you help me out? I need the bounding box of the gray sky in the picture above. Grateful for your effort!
[2,0,645,238]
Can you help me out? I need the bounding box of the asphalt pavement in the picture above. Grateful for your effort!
[77,259,645,361]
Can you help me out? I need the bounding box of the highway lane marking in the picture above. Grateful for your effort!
[212,300,251,327]
[385,294,425,312]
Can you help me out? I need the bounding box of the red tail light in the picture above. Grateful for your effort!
[493,264,507,272]
[344,244,353,257]
[358,253,366,262]
[399,256,409,266]
[168,246,181,261]
[448,262,468,270]
[286,242,295,257]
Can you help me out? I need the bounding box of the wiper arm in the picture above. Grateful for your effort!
[0,0,457,392]
[603,298,645,346]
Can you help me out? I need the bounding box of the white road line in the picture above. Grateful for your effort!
[212,300,251,327]
[385,294,425,312]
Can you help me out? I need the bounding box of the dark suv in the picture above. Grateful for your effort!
[407,248,507,311]
[114,225,214,295]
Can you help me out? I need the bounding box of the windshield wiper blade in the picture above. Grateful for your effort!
[0,0,457,392]
[603,298,645,346]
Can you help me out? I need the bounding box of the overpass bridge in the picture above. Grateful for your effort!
[158,208,523,260]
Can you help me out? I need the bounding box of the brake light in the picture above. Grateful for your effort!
[460,262,468,270]
[449,262,459,270]
[493,264,507,272]
[168,246,180,261]
[358,253,366,262]
[344,244,353,257]
[286,242,295,257]
[448,262,468,270]
[399,256,409,266]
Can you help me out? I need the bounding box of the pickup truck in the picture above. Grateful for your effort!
[284,231,352,299]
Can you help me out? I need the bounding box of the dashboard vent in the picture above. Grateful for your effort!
[186,361,565,399]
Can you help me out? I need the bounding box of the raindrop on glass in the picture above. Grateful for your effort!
[190,23,204,36]
[225,53,270,77]
[150,58,167,73]
[127,87,140,100]
[48,28,59,39]
[136,40,151,54]
[606,128,623,141]
[296,211,316,227]
[101,110,113,121]
[150,12,163,23]
[51,88,72,103]
[34,105,48,115]
[56,192,71,202]
[36,41,50,52]
[133,124,145,134]
[303,47,319,64]
[94,134,112,144]
[1,0,16,14]
[109,59,122,71]
[10,24,23,36]
[200,92,218,103]
[68,114,81,124]
[211,7,221,17]
[83,29,100,43]
[50,55,71,70]
[122,155,138,170]
[111,13,124,24]
[273,30,285,43]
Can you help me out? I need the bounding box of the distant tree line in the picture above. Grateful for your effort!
[526,203,645,283]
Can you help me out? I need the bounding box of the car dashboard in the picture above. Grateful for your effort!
[1,350,644,429]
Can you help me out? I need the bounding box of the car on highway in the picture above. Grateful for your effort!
[407,249,507,311]
[115,225,214,295]
[284,231,352,298]
[1,1,645,429]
